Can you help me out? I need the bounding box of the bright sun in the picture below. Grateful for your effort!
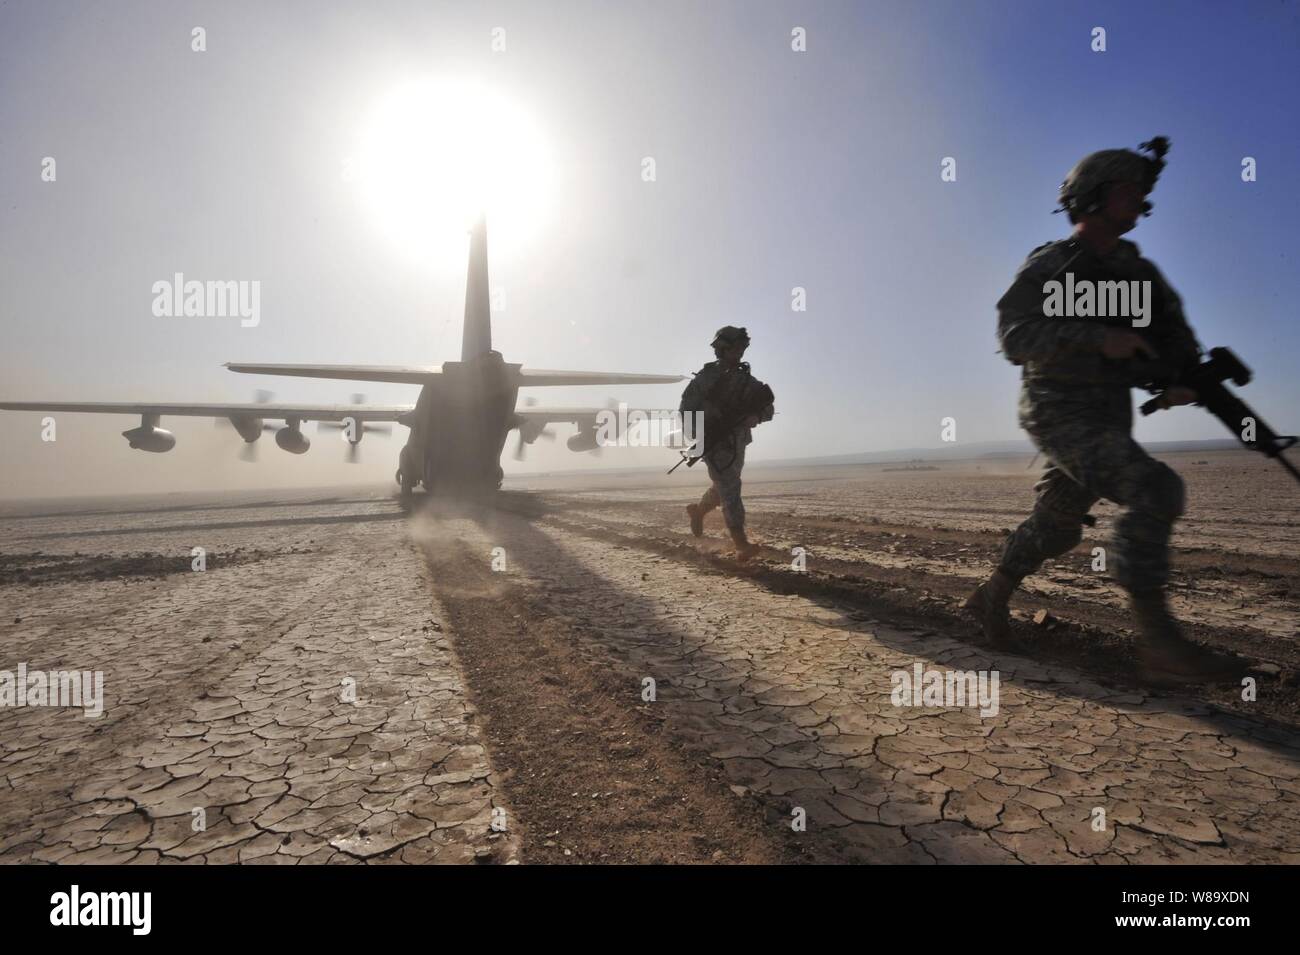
[358,78,555,261]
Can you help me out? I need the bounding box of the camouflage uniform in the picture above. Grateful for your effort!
[700,440,747,530]
[995,237,1201,596]
[681,361,774,531]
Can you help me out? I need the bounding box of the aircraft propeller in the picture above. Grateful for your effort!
[214,389,277,461]
[317,393,394,463]
[513,396,556,460]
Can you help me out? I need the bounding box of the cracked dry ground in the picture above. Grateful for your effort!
[2,458,1299,864]
[411,491,1300,864]
[0,492,517,864]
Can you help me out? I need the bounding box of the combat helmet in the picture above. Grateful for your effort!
[1056,136,1170,219]
[711,325,750,349]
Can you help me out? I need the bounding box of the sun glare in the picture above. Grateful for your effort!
[358,78,555,262]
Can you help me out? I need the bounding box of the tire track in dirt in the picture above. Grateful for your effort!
[502,499,1300,728]
[412,508,806,864]
[541,495,1300,656]
[412,497,1300,865]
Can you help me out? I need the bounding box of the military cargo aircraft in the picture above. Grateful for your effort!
[0,218,685,496]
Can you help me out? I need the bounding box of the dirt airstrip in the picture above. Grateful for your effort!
[1,450,1297,863]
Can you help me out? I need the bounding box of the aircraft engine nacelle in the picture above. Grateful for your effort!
[228,415,265,443]
[121,425,176,453]
[567,428,600,453]
[519,419,547,445]
[275,425,310,455]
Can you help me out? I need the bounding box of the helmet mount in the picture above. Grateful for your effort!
[1055,136,1170,220]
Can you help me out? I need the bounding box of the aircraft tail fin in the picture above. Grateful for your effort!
[461,215,492,360]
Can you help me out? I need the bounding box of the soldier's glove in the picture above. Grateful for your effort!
[1151,386,1198,411]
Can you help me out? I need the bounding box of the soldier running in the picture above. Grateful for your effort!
[964,137,1240,683]
[681,326,774,560]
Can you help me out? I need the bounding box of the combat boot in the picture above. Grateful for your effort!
[686,503,705,537]
[962,569,1019,645]
[729,526,761,561]
[1131,592,1242,684]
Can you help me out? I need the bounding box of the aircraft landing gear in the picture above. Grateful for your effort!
[397,444,420,502]
[396,468,415,502]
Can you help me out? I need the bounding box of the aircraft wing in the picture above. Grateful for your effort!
[0,401,413,422]
[223,367,681,387]
[225,363,441,384]
[512,407,609,428]
[517,369,685,387]
[511,404,686,456]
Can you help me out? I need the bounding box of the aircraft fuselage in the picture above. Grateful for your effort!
[398,352,521,493]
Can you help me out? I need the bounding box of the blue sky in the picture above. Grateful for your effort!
[1,0,1296,496]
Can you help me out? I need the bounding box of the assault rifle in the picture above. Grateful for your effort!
[666,439,708,475]
[666,407,740,475]
[1140,347,1299,484]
